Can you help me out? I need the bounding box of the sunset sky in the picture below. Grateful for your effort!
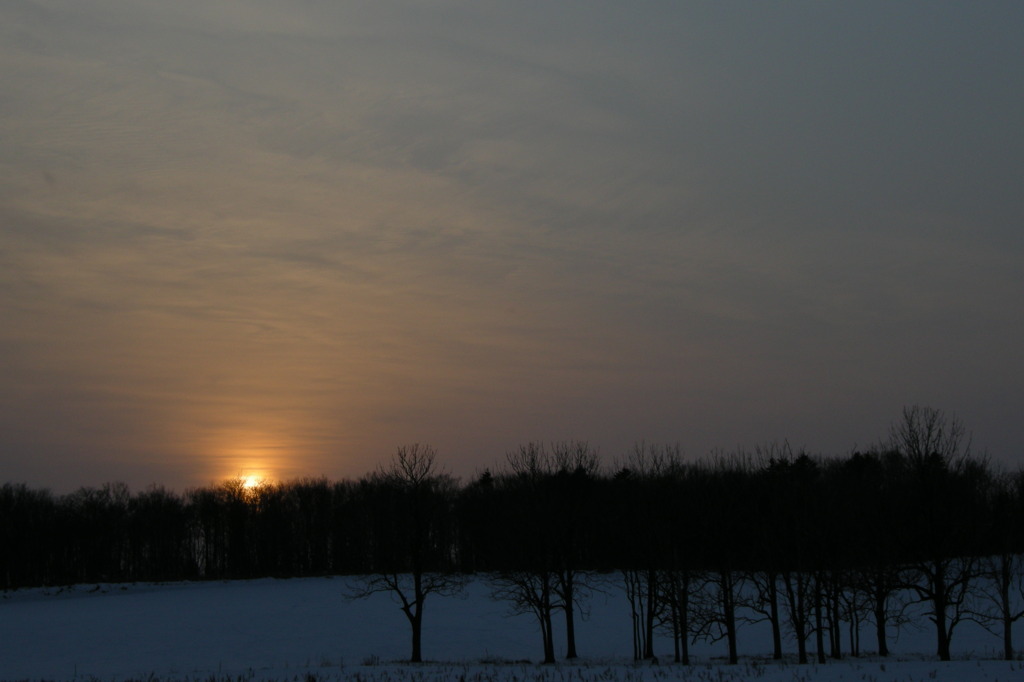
[2,0,1022,492]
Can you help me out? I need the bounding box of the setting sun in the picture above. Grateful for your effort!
[241,475,262,490]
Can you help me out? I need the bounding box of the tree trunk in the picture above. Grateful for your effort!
[564,592,578,659]
[814,575,826,664]
[643,569,657,659]
[624,570,644,660]
[873,593,889,656]
[1003,609,1014,662]
[934,583,951,662]
[409,571,425,662]
[670,597,680,663]
[679,575,691,665]
[848,602,860,657]
[784,571,808,664]
[936,620,950,661]
[540,578,556,664]
[632,610,642,660]
[541,607,556,664]
[829,581,842,660]
[722,570,738,665]
[725,609,738,665]
[410,608,422,663]
[768,574,783,660]
[999,556,1014,661]
[556,569,579,659]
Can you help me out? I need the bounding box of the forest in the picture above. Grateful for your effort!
[2,406,1023,665]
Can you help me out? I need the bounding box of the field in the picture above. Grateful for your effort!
[2,576,1020,681]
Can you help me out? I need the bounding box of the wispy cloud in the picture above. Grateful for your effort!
[1,0,1022,490]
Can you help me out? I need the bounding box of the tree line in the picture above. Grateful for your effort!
[2,406,1022,664]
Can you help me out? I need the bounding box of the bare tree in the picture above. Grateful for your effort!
[836,572,871,657]
[619,567,665,661]
[835,449,910,657]
[347,444,465,663]
[890,406,985,661]
[659,567,700,664]
[975,553,1024,660]
[854,563,909,656]
[890,405,972,470]
[746,442,801,662]
[742,570,784,660]
[973,471,1024,660]
[613,442,690,661]
[779,568,814,664]
[491,569,562,664]
[692,568,745,664]
[502,440,600,660]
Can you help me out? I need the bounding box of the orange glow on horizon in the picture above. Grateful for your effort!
[200,425,295,488]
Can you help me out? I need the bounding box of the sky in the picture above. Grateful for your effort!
[2,0,1022,493]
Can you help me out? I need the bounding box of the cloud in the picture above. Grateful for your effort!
[1,1,1022,490]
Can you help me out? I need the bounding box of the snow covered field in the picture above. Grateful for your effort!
[1,576,1020,682]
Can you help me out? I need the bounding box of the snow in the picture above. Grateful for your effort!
[1,576,1020,681]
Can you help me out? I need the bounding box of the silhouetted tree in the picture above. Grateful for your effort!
[744,443,801,661]
[487,443,565,664]
[347,444,464,663]
[836,450,908,656]
[4,411,1020,666]
[541,441,601,659]
[657,458,702,665]
[491,441,601,662]
[891,406,987,661]
[690,458,753,665]
[491,568,561,664]
[974,471,1024,660]
[0,483,57,588]
[63,482,131,582]
[612,443,686,661]
[127,485,192,580]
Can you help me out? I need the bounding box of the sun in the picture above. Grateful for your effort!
[241,475,262,490]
